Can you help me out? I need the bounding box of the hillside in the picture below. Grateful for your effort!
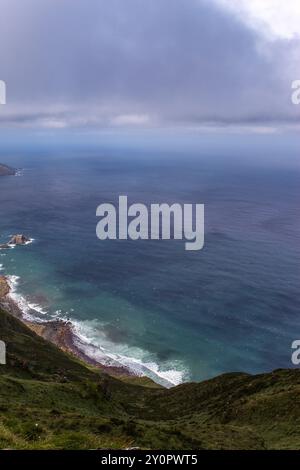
[0,164,16,176]
[0,306,300,449]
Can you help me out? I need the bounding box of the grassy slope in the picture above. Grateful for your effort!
[1,306,300,450]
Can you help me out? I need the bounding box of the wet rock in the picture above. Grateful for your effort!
[8,234,30,245]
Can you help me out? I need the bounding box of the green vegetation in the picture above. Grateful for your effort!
[0,306,300,449]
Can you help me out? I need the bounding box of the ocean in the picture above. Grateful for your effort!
[0,134,299,386]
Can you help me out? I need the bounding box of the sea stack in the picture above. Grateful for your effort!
[8,234,30,245]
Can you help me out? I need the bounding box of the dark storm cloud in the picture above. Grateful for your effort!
[0,0,299,129]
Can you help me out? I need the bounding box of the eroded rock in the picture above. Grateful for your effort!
[8,234,30,245]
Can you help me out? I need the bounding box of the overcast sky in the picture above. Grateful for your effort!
[0,0,299,132]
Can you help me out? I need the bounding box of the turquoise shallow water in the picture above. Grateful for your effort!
[0,140,299,386]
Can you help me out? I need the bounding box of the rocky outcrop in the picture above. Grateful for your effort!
[0,164,16,176]
[8,234,30,245]
[0,234,31,249]
[27,319,132,376]
[0,275,131,377]
[0,276,10,299]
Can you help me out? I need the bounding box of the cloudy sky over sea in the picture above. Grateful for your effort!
[1,1,300,386]
[0,0,299,132]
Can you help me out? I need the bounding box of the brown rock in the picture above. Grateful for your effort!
[0,276,10,299]
[8,234,30,245]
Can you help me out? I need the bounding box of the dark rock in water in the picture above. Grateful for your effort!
[0,164,16,176]
[0,234,31,249]
[8,234,30,245]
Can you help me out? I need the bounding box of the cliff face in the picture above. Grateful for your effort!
[1,305,300,450]
[0,163,16,176]
[0,276,10,299]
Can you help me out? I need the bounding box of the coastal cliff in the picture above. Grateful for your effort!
[1,164,299,450]
[0,275,133,377]
[0,277,10,298]
[1,302,300,449]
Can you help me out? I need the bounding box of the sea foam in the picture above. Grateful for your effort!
[5,274,188,388]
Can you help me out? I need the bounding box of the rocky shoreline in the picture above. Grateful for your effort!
[0,273,133,378]
[0,163,16,176]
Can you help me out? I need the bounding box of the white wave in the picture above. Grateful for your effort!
[70,319,188,387]
[25,238,35,245]
[0,244,14,250]
[5,275,188,388]
[6,275,48,321]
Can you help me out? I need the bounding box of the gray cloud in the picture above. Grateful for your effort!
[0,0,299,130]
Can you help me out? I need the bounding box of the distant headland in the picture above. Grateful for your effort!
[0,163,16,176]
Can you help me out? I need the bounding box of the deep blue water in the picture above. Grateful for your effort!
[0,138,299,386]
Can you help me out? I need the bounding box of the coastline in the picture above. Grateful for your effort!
[0,274,134,378]
[1,175,132,380]
[0,235,185,388]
